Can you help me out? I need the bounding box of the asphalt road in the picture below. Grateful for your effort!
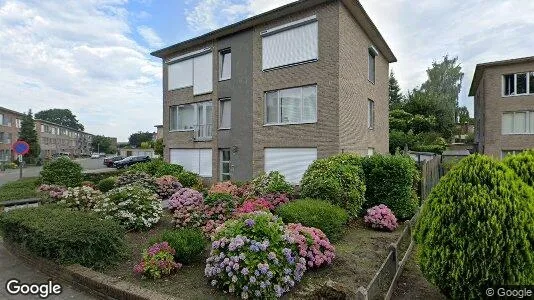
[0,157,113,187]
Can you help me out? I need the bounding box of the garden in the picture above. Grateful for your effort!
[0,154,421,299]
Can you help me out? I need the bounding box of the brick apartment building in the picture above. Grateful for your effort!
[151,0,396,182]
[470,56,534,158]
[0,106,96,162]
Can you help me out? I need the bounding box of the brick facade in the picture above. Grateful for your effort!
[0,107,23,162]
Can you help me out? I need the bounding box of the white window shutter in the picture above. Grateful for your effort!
[264,148,317,184]
[168,59,193,91]
[199,149,213,177]
[193,53,213,95]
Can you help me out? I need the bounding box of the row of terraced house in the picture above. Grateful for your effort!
[0,106,94,163]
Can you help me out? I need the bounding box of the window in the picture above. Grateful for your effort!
[503,72,534,96]
[367,148,375,157]
[0,114,11,126]
[219,98,231,129]
[220,149,231,181]
[265,85,317,125]
[264,148,317,184]
[368,46,378,84]
[368,99,375,129]
[262,16,318,70]
[167,51,213,95]
[502,111,534,134]
[169,101,213,139]
[219,49,231,81]
[170,149,212,177]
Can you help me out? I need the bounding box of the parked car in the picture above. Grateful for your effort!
[113,156,151,169]
[90,153,100,159]
[104,156,124,167]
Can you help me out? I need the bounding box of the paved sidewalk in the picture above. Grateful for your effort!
[0,240,96,300]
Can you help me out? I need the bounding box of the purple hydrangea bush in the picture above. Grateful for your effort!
[364,204,398,231]
[285,223,335,269]
[205,211,307,299]
[134,242,182,279]
[155,175,183,200]
[168,188,206,228]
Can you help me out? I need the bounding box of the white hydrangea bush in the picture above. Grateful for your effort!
[59,186,103,210]
[94,185,162,230]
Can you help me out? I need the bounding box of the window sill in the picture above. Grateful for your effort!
[502,93,533,98]
[502,133,534,135]
[262,59,318,72]
[168,85,193,92]
[219,78,231,82]
[263,121,317,127]
[218,128,231,131]
[194,138,213,142]
[368,79,375,85]
[169,129,194,133]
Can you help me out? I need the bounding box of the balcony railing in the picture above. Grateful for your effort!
[194,124,213,141]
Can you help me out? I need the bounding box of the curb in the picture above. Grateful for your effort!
[4,241,179,300]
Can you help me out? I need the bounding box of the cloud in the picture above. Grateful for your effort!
[137,25,164,48]
[0,0,162,141]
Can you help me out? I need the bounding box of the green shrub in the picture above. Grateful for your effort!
[250,171,293,196]
[0,206,127,268]
[115,171,157,192]
[0,178,40,202]
[175,171,202,189]
[148,228,207,264]
[415,154,534,299]
[361,154,419,220]
[300,154,365,218]
[276,199,348,242]
[97,177,117,193]
[503,149,534,186]
[82,170,125,183]
[130,159,185,178]
[40,157,83,187]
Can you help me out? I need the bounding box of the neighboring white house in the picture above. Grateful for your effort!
[119,148,157,158]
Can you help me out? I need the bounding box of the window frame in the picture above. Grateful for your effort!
[166,49,213,95]
[169,101,213,140]
[502,72,534,97]
[219,48,231,81]
[264,84,318,126]
[502,111,534,135]
[219,149,231,181]
[219,98,231,130]
[368,99,375,130]
[368,46,378,84]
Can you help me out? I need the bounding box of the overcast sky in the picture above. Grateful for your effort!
[1,0,533,141]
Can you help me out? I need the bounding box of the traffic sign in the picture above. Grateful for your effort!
[18,154,23,163]
[12,140,30,155]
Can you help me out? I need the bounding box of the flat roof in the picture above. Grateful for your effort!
[469,56,534,96]
[0,106,25,116]
[35,118,94,136]
[151,0,396,63]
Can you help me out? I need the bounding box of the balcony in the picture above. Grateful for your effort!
[194,124,213,141]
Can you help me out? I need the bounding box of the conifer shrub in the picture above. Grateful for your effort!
[503,149,534,187]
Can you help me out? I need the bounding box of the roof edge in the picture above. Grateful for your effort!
[469,56,534,96]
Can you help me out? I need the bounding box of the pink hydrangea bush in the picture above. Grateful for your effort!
[59,186,103,210]
[37,184,67,201]
[202,193,238,236]
[168,188,206,228]
[208,181,239,196]
[364,204,398,231]
[234,198,272,214]
[263,193,290,209]
[285,223,335,268]
[134,242,182,279]
[155,176,183,200]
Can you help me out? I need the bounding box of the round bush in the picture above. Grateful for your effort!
[250,171,293,196]
[149,228,207,264]
[168,188,205,228]
[363,204,398,231]
[300,154,365,218]
[276,199,348,242]
[59,186,103,210]
[285,223,335,269]
[503,150,534,187]
[155,175,183,200]
[203,193,238,235]
[234,198,272,214]
[94,185,162,230]
[37,184,66,201]
[116,171,157,192]
[361,154,419,220]
[40,157,83,187]
[209,181,239,196]
[175,171,203,189]
[134,242,181,279]
[97,177,117,193]
[415,154,534,299]
[205,211,307,299]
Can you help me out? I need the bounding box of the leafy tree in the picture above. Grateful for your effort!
[457,106,472,124]
[140,141,153,149]
[35,109,84,131]
[389,70,404,110]
[128,131,154,148]
[389,109,413,133]
[154,138,164,157]
[91,135,112,153]
[18,110,41,163]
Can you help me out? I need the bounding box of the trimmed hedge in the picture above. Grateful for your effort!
[0,177,40,202]
[0,206,127,268]
[503,150,534,187]
[82,169,125,183]
[300,154,365,218]
[361,154,419,220]
[129,159,185,178]
[276,199,348,242]
[97,177,117,193]
[415,154,534,299]
[148,228,207,264]
[40,157,83,187]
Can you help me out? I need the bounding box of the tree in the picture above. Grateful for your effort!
[457,106,472,124]
[128,131,154,148]
[154,138,164,157]
[91,135,112,153]
[35,109,84,131]
[389,70,404,110]
[18,110,41,163]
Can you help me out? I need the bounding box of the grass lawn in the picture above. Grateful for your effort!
[101,213,405,299]
[0,178,40,202]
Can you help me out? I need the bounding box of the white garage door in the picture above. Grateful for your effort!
[264,148,317,184]
[170,149,212,177]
